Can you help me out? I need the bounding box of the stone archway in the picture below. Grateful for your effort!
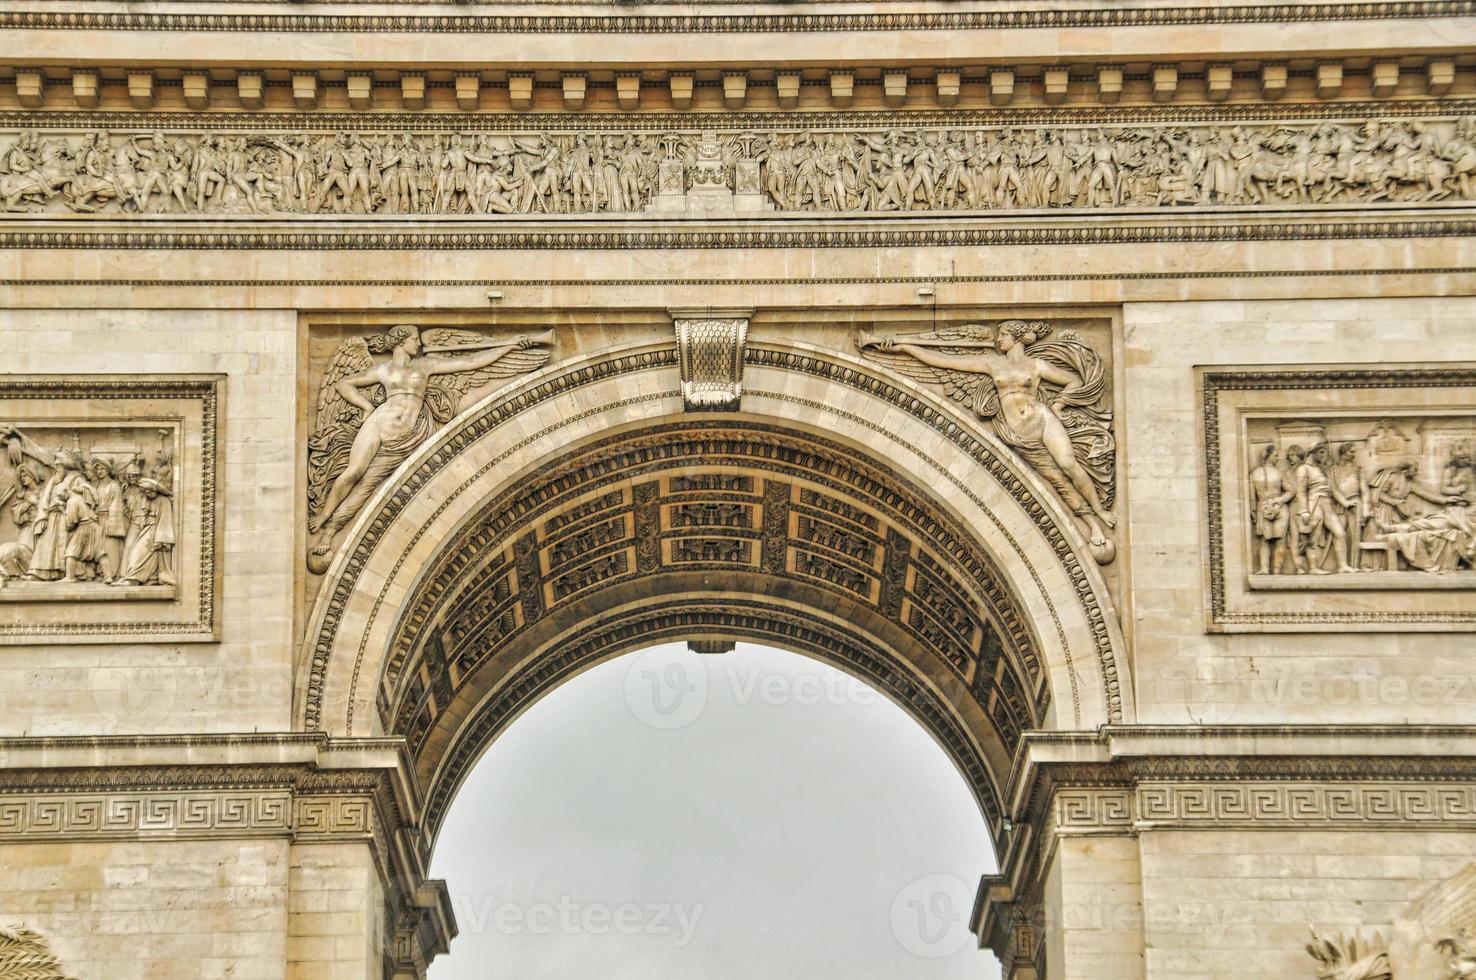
[298,339,1129,876]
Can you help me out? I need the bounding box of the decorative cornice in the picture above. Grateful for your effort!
[3,2,1473,33]
[3,267,1475,289]
[3,216,1474,251]
[2,100,1474,132]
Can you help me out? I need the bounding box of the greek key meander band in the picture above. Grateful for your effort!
[0,790,374,840]
[0,782,1462,842]
[1052,783,1476,833]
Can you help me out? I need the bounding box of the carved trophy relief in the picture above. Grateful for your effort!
[0,926,73,980]
[306,325,555,573]
[1308,862,1476,980]
[3,118,1475,218]
[1245,416,1475,582]
[859,320,1117,564]
[0,925,73,980]
[0,424,179,597]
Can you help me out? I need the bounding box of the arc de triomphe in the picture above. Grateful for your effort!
[0,2,1474,977]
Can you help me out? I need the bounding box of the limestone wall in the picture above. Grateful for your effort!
[0,838,290,979]
[1138,829,1476,979]
[0,308,298,735]
[1123,297,1476,725]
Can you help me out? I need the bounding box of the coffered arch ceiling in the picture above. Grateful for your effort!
[298,341,1128,844]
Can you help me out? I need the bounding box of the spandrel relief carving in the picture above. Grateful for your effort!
[0,425,179,597]
[0,925,74,980]
[859,320,1117,564]
[1245,416,1476,582]
[3,118,1475,218]
[307,325,555,573]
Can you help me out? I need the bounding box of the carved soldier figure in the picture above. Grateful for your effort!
[1249,445,1294,575]
[1293,443,1357,574]
[19,442,90,581]
[1084,128,1122,207]
[1329,442,1367,561]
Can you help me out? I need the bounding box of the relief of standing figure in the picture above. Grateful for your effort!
[860,320,1117,563]
[1249,445,1294,575]
[306,325,556,572]
[115,478,175,586]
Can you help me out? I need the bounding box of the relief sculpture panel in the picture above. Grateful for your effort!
[1202,365,1476,631]
[307,324,554,572]
[859,319,1118,564]
[3,117,1474,218]
[0,377,222,644]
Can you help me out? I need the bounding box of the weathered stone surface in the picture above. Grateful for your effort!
[0,4,1474,979]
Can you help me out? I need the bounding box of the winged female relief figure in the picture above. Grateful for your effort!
[859,320,1117,564]
[306,324,554,573]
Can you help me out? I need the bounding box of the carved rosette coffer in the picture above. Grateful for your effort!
[672,310,750,411]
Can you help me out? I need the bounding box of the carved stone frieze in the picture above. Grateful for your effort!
[860,319,1118,564]
[1201,366,1476,631]
[3,118,1475,219]
[0,424,180,595]
[1244,414,1475,580]
[0,377,223,644]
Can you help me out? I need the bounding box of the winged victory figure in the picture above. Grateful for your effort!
[306,324,554,573]
[1308,862,1476,979]
[859,320,1118,564]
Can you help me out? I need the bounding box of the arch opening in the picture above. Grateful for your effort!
[426,641,1002,980]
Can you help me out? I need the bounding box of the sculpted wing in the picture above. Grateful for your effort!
[856,335,987,410]
[420,329,554,424]
[307,337,376,521]
[1386,862,1476,978]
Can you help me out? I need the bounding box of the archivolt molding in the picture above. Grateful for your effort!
[421,597,1006,839]
[299,341,1126,794]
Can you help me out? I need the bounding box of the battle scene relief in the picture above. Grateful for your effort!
[4,117,1474,218]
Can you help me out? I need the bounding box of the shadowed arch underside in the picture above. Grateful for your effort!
[300,343,1128,846]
